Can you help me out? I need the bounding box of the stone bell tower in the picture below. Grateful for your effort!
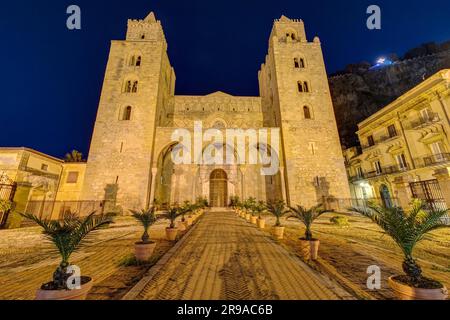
[259,16,350,207]
[81,12,175,210]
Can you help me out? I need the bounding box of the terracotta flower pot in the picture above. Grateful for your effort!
[245,213,251,221]
[251,216,258,224]
[272,226,285,239]
[186,217,194,226]
[135,241,156,262]
[388,276,448,300]
[166,227,179,241]
[178,221,186,231]
[299,239,320,261]
[257,218,266,229]
[36,277,93,300]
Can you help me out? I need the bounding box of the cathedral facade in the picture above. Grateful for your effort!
[81,12,350,210]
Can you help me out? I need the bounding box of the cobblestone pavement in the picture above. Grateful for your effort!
[0,217,171,300]
[128,211,354,300]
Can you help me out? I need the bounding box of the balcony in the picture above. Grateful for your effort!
[361,133,400,150]
[415,153,450,168]
[365,164,410,179]
[405,113,440,130]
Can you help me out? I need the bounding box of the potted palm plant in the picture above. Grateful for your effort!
[163,207,181,241]
[288,204,328,261]
[182,201,194,227]
[21,212,113,300]
[267,200,290,239]
[245,198,256,222]
[351,200,449,300]
[249,200,259,225]
[131,207,158,262]
[254,201,267,229]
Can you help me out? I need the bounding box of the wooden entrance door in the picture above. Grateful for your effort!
[210,170,228,207]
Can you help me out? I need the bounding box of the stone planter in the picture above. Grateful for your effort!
[299,239,320,261]
[272,226,285,239]
[250,216,258,224]
[36,277,94,300]
[166,227,179,241]
[135,241,156,262]
[388,276,448,300]
[178,221,186,231]
[257,218,266,229]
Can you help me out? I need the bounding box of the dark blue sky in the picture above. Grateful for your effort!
[1,0,450,158]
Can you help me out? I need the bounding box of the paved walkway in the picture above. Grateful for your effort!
[126,210,354,300]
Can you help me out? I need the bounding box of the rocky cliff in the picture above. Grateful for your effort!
[329,42,450,147]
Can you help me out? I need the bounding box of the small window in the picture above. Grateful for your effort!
[373,161,382,175]
[124,80,132,93]
[304,106,312,119]
[122,106,132,121]
[299,58,305,68]
[135,56,142,67]
[66,172,79,184]
[367,135,375,147]
[141,34,145,39]
[132,81,138,93]
[303,81,309,93]
[298,81,309,93]
[388,125,397,138]
[294,58,305,69]
[357,167,363,178]
[396,154,408,170]
[41,164,48,171]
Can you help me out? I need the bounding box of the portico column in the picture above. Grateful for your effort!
[279,166,287,203]
[433,168,450,208]
[149,168,158,207]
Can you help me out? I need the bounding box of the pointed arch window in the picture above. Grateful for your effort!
[297,81,310,93]
[132,81,139,93]
[122,106,132,121]
[294,58,305,69]
[135,56,142,66]
[125,80,132,93]
[304,106,312,119]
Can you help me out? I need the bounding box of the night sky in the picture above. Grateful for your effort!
[1,0,450,158]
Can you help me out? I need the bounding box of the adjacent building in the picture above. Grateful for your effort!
[345,69,450,209]
[0,148,89,227]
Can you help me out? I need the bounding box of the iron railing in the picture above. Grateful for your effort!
[414,153,450,168]
[365,164,410,179]
[405,113,440,130]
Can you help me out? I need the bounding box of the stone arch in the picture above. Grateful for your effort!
[154,142,179,208]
